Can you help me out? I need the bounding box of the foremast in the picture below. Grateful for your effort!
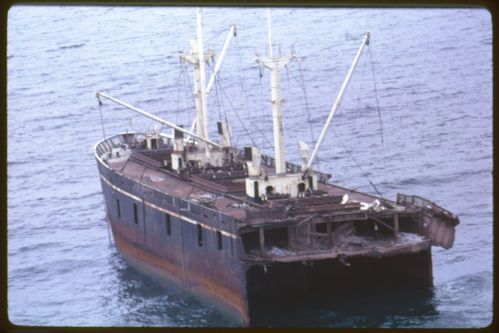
[97,7,235,172]
[179,8,214,155]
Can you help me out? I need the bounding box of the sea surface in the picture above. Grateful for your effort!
[7,6,492,327]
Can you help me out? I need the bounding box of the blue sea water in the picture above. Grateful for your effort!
[7,6,492,327]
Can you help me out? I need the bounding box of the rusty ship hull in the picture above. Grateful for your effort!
[94,132,459,325]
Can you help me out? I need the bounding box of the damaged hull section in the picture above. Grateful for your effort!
[95,133,459,325]
[247,248,433,314]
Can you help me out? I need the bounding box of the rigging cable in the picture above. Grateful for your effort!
[295,60,321,170]
[215,75,259,147]
[355,45,369,121]
[235,35,250,109]
[213,77,226,122]
[174,61,188,125]
[331,127,384,199]
[234,37,270,148]
[368,46,384,145]
[183,62,195,126]
[287,64,321,169]
[99,95,138,134]
[97,96,107,139]
[215,70,273,149]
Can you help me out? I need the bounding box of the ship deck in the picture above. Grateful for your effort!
[95,128,459,263]
[106,151,384,223]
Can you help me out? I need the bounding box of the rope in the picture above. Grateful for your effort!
[368,47,384,145]
[331,127,384,198]
[173,62,194,127]
[204,26,228,45]
[355,47,368,121]
[287,63,321,169]
[214,77,224,122]
[215,75,259,147]
[235,36,257,137]
[97,96,107,139]
[297,61,320,169]
[218,73,273,149]
[174,62,187,124]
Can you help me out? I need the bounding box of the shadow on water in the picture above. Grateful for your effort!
[251,286,438,327]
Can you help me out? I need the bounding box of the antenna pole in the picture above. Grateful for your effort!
[306,32,370,170]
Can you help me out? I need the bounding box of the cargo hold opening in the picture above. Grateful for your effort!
[241,227,290,255]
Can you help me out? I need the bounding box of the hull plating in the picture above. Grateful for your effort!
[110,222,250,325]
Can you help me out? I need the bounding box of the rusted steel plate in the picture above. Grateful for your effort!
[111,219,250,325]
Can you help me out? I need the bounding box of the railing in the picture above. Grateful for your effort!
[397,194,455,217]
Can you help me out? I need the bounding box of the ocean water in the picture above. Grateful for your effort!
[7,6,492,327]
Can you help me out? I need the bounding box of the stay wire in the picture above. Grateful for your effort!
[288,66,321,169]
[184,63,195,124]
[216,75,259,147]
[355,47,368,121]
[97,98,107,139]
[214,78,225,122]
[99,96,137,134]
[174,62,187,124]
[218,72,273,149]
[368,46,384,145]
[296,61,321,170]
[235,36,258,142]
[330,127,384,198]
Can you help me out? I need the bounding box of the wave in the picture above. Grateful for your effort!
[59,43,86,50]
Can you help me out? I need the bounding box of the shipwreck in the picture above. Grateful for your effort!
[94,8,459,325]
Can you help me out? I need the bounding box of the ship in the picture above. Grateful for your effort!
[93,8,459,325]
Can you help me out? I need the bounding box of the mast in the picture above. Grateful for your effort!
[180,8,214,152]
[196,7,209,145]
[256,9,296,174]
[187,23,236,140]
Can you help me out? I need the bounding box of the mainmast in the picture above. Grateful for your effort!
[245,9,313,202]
[256,9,296,174]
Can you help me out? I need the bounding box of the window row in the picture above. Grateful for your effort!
[116,198,225,251]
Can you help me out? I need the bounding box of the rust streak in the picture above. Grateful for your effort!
[112,224,249,323]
